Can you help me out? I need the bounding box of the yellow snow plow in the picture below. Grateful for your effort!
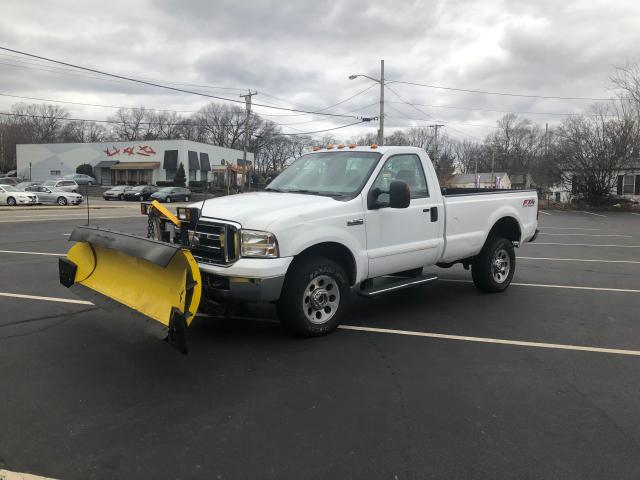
[58,201,202,353]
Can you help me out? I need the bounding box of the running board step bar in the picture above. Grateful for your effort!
[358,274,438,298]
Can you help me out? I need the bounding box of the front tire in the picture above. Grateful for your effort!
[57,197,68,206]
[166,196,172,203]
[118,194,124,200]
[7,196,16,206]
[471,237,515,293]
[185,195,190,202]
[277,257,349,337]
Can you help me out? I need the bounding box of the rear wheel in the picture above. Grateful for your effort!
[185,195,190,202]
[277,257,349,337]
[471,237,515,293]
[7,196,16,206]
[166,196,172,203]
[118,194,124,200]
[57,197,68,206]
[88,181,93,186]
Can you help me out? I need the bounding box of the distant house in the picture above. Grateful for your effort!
[509,173,534,190]
[444,172,511,189]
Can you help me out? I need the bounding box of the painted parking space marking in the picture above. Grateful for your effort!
[538,233,632,237]
[539,210,552,215]
[0,469,57,480]
[581,211,607,217]
[534,242,640,248]
[632,213,640,216]
[0,214,139,223]
[440,278,640,293]
[539,227,601,231]
[0,250,64,256]
[518,256,640,265]
[338,325,640,357]
[0,292,93,305]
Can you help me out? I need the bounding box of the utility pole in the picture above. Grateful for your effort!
[429,124,444,167]
[240,89,257,192]
[0,128,4,173]
[349,60,385,146]
[379,60,384,146]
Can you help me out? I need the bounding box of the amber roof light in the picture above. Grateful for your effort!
[370,144,378,149]
[348,144,357,149]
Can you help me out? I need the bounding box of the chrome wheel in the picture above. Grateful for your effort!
[491,248,511,284]
[302,274,340,325]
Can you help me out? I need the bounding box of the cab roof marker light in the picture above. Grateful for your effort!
[312,146,321,151]
[327,144,334,149]
[348,144,357,149]
[337,144,345,149]
[370,144,378,149]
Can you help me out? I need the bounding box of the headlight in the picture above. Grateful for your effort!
[240,230,279,258]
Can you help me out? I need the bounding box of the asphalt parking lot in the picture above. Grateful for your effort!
[1,208,640,479]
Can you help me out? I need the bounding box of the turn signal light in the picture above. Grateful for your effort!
[370,144,378,149]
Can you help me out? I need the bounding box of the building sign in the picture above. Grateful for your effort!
[104,145,157,157]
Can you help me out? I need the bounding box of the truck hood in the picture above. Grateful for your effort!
[197,192,339,230]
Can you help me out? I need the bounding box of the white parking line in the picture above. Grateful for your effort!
[632,213,640,216]
[0,292,92,305]
[519,256,640,265]
[338,325,640,357]
[0,215,139,223]
[539,233,631,237]
[540,227,601,231]
[0,250,64,256]
[440,278,640,293]
[0,469,56,480]
[581,211,607,217]
[539,210,552,215]
[534,242,640,248]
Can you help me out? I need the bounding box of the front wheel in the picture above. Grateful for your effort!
[471,237,515,293]
[118,194,124,200]
[184,195,190,202]
[166,196,172,203]
[277,257,349,337]
[7,196,16,206]
[57,197,68,206]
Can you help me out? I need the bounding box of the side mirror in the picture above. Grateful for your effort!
[367,180,411,209]
[389,180,411,208]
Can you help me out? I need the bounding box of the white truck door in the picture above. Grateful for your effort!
[364,153,442,278]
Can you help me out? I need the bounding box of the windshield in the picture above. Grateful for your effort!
[131,186,146,191]
[1,185,19,192]
[266,151,381,197]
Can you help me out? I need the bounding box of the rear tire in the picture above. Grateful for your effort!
[7,196,16,206]
[118,194,124,200]
[185,196,190,202]
[166,196,172,203]
[277,257,349,337]
[471,237,515,293]
[57,197,68,206]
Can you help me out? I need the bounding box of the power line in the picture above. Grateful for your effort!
[388,79,620,101]
[0,46,366,120]
[384,85,481,140]
[385,100,618,118]
[277,120,372,136]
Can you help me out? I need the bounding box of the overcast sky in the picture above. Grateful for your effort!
[1,0,639,142]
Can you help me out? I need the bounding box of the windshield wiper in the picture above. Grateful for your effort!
[264,187,283,192]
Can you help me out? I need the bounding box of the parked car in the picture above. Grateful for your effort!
[28,185,83,206]
[123,185,159,201]
[0,184,38,206]
[0,177,24,186]
[15,181,42,191]
[42,179,79,193]
[150,187,192,203]
[0,170,17,178]
[103,185,134,200]
[63,173,96,185]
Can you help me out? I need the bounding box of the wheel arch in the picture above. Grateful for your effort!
[290,242,358,286]
[487,216,522,244]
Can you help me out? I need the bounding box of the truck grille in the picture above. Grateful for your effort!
[189,220,238,266]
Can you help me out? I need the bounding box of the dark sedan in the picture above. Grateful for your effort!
[150,187,192,203]
[123,185,159,201]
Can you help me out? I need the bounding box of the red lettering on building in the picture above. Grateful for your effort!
[137,145,156,156]
[104,147,120,157]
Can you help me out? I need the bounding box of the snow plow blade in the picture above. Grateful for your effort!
[58,225,201,354]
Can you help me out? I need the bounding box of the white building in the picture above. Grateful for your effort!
[16,139,253,186]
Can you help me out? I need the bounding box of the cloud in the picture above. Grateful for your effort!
[1,0,639,140]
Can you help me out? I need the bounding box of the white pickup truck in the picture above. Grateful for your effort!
[182,146,539,336]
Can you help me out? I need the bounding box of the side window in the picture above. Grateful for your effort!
[371,154,429,202]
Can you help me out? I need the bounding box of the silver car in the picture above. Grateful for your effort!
[42,179,79,193]
[27,185,83,206]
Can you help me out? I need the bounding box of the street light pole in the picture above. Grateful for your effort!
[379,60,384,146]
[349,59,385,146]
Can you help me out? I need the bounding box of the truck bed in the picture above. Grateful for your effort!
[439,188,539,264]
